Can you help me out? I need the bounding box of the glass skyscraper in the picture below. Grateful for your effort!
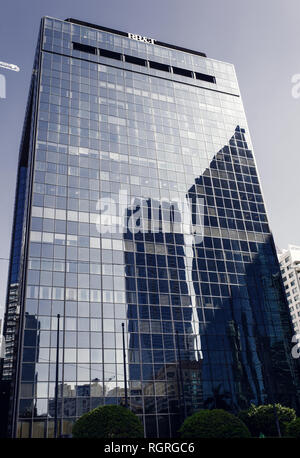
[2,16,300,438]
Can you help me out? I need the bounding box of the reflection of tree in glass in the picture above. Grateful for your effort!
[203,384,232,410]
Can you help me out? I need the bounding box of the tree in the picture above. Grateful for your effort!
[179,409,251,438]
[238,404,296,437]
[72,405,144,438]
[285,418,300,438]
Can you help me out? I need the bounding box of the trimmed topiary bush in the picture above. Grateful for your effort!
[285,418,300,438]
[238,404,296,437]
[72,405,144,438]
[179,409,251,438]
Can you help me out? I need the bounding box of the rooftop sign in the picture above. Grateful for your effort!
[128,33,155,45]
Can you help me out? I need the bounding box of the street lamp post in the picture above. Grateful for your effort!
[54,313,60,438]
[122,323,128,408]
[176,330,187,421]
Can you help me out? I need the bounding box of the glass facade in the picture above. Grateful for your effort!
[2,16,300,438]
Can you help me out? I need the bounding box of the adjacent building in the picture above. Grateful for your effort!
[1,16,300,438]
[279,245,300,334]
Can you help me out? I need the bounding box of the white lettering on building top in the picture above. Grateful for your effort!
[128,33,155,45]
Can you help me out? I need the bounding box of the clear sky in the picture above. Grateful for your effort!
[1,0,300,319]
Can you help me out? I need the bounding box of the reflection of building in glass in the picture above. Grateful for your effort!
[17,314,40,424]
[187,128,300,414]
[124,211,203,435]
[1,16,300,438]
[278,245,300,334]
[123,126,300,435]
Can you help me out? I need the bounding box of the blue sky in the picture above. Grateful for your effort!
[1,0,300,318]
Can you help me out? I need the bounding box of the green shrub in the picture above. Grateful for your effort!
[238,404,296,437]
[179,409,251,438]
[72,404,144,438]
[285,418,300,438]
